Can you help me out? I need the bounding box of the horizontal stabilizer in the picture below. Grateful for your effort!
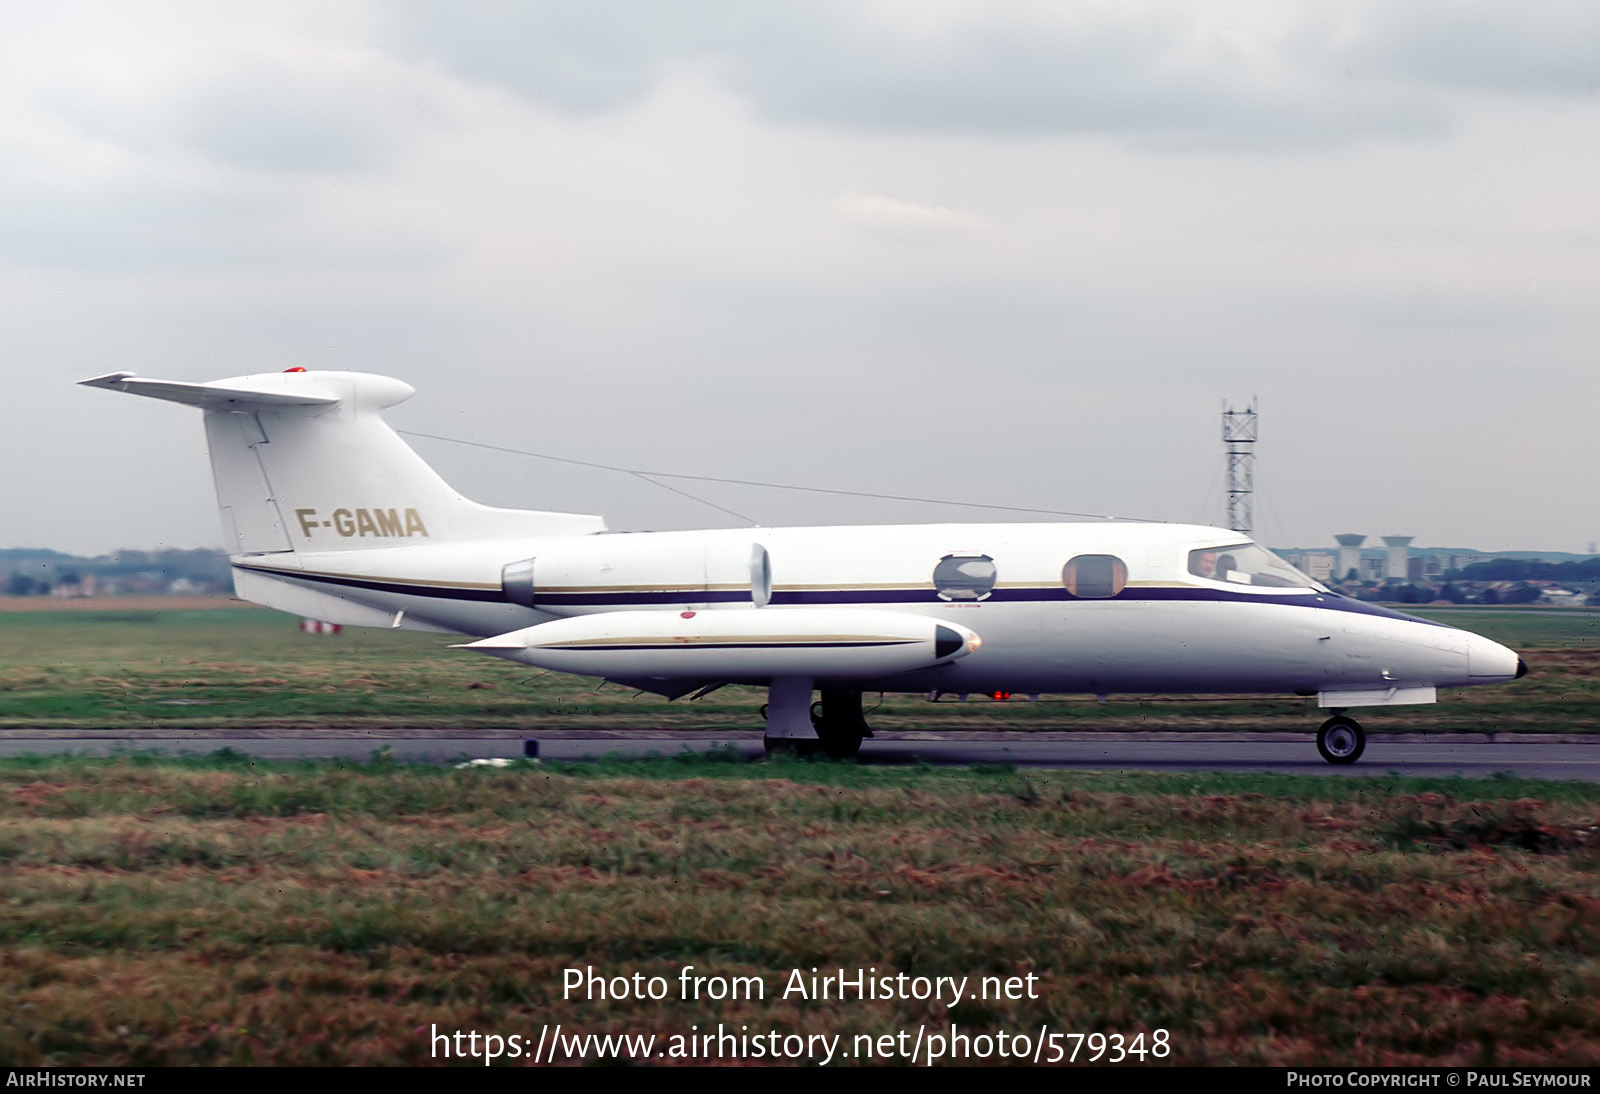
[80,372,343,410]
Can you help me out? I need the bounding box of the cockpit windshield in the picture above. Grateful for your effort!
[1188,544,1326,591]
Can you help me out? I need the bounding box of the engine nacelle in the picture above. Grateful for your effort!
[502,539,772,613]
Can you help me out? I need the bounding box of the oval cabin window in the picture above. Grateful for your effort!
[1062,554,1127,598]
[932,554,997,601]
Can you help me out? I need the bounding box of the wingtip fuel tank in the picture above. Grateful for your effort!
[455,608,980,680]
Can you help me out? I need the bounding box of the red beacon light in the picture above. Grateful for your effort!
[284,367,307,373]
[991,691,1012,701]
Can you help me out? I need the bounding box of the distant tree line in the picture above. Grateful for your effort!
[1355,583,1578,606]
[1447,558,1600,582]
[1401,584,1545,605]
[0,548,230,596]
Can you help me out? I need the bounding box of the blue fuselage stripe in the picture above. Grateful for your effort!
[237,564,1437,626]
[234,565,507,602]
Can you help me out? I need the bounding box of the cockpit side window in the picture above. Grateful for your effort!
[1062,554,1127,598]
[1188,544,1323,590]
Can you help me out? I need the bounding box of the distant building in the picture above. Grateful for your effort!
[1381,536,1414,581]
[1334,535,1366,581]
[1303,554,1335,582]
[1541,587,1585,606]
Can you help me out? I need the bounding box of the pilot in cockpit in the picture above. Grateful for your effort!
[1193,550,1240,581]
[1189,545,1320,590]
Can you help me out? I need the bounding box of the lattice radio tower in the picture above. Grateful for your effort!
[1222,398,1258,535]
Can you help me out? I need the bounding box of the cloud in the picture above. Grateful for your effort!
[4,1,1598,554]
[172,51,427,173]
[831,191,992,242]
[0,175,454,271]
[0,19,460,270]
[386,0,709,113]
[386,1,1449,146]
[1339,0,1600,96]
[37,46,442,174]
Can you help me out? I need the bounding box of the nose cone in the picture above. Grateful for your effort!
[1465,632,1523,681]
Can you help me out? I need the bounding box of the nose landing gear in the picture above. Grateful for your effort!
[1317,713,1365,765]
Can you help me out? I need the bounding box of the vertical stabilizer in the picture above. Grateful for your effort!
[80,370,605,555]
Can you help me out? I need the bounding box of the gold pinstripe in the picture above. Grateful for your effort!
[538,634,916,649]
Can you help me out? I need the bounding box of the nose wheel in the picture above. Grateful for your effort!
[1317,715,1365,765]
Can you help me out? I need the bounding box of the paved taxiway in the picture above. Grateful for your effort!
[2,731,1597,780]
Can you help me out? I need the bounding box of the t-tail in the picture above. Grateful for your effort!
[80,369,604,628]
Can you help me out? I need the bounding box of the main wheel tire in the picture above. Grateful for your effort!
[813,688,868,760]
[807,713,863,759]
[817,729,864,760]
[1317,715,1365,765]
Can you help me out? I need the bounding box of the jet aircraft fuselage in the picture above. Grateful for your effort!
[81,368,1526,764]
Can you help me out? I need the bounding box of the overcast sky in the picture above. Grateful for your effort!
[4,1,1597,557]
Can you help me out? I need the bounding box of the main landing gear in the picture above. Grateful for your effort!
[810,688,872,760]
[1316,713,1365,765]
[761,678,871,760]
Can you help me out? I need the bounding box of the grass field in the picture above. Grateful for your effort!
[1,600,1596,733]
[2,753,1598,1066]
[3,602,1598,1065]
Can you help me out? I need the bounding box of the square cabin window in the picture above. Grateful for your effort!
[1062,554,1127,598]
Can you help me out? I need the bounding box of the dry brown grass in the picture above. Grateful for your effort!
[0,757,1596,1065]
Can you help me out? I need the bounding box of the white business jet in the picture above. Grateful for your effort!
[82,369,1525,764]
